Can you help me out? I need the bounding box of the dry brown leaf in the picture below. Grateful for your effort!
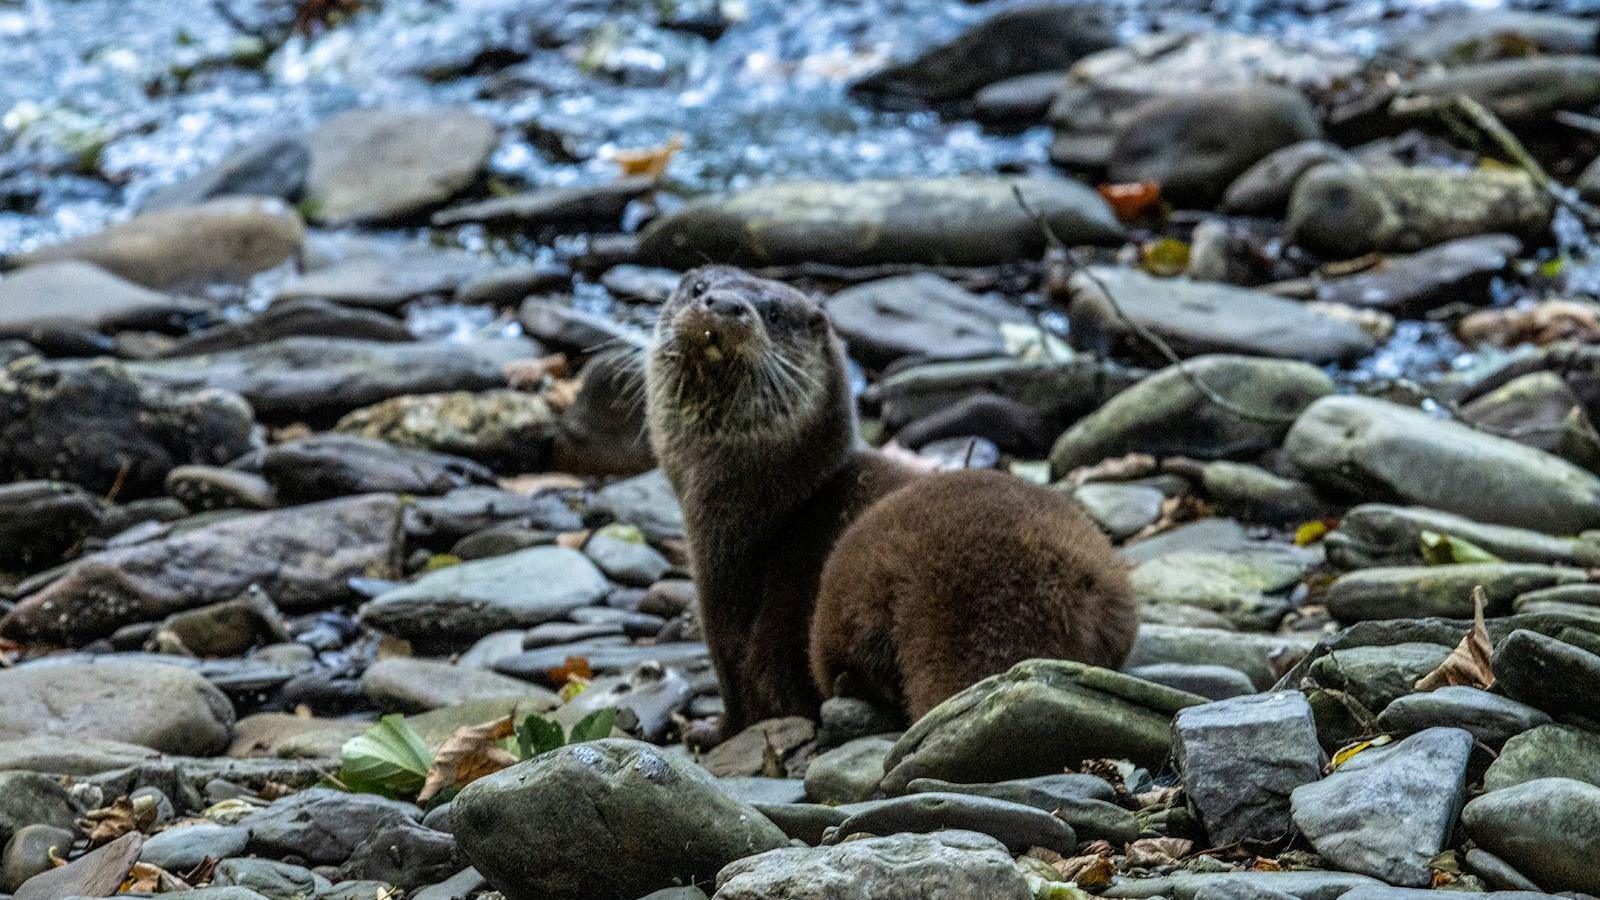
[543,377,583,412]
[1459,300,1600,348]
[547,655,594,684]
[1252,856,1285,872]
[1065,453,1158,487]
[417,715,519,803]
[499,473,586,495]
[612,134,684,179]
[1097,181,1161,222]
[82,795,157,846]
[556,530,592,551]
[1415,585,1495,691]
[1123,837,1193,868]
[1128,493,1211,543]
[1054,853,1115,887]
[1132,786,1181,810]
[123,861,183,894]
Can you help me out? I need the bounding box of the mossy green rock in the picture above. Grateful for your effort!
[1323,564,1586,622]
[1485,724,1600,791]
[880,660,1204,794]
[1462,777,1600,894]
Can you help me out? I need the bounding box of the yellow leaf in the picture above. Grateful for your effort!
[1295,520,1330,546]
[1331,734,1391,770]
[1140,238,1190,277]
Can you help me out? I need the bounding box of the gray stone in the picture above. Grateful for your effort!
[904,776,1136,844]
[1326,504,1600,570]
[452,739,786,900]
[149,590,290,658]
[360,546,609,641]
[1049,355,1334,476]
[640,177,1122,268]
[165,466,277,512]
[1067,269,1374,365]
[11,197,304,291]
[1391,10,1600,62]
[1464,848,1545,894]
[1397,56,1600,125]
[1462,777,1600,894]
[256,434,491,502]
[1222,140,1353,215]
[1290,727,1474,887]
[1336,889,1548,900]
[341,818,460,888]
[1074,483,1164,539]
[1107,86,1321,207]
[1128,543,1320,630]
[1313,235,1521,314]
[1127,624,1321,690]
[804,736,895,805]
[0,774,75,849]
[816,698,905,751]
[717,777,808,807]
[431,177,653,229]
[211,858,330,900]
[1189,461,1331,526]
[1484,724,1600,791]
[1377,687,1550,747]
[139,823,248,871]
[564,664,692,743]
[1492,629,1600,722]
[243,788,420,865]
[827,792,1075,855]
[14,832,141,900]
[2,495,403,643]
[0,357,257,497]
[598,469,685,543]
[1284,395,1600,534]
[3,824,75,893]
[1174,692,1324,846]
[1126,664,1256,701]
[880,659,1204,793]
[0,481,112,571]
[1324,564,1584,622]
[583,525,671,587]
[274,251,493,311]
[141,136,310,212]
[304,108,498,226]
[1099,871,1380,900]
[123,336,541,421]
[714,830,1031,900]
[335,391,557,469]
[973,71,1069,124]
[1306,643,1451,715]
[0,661,234,755]
[0,737,156,776]
[824,274,1024,367]
[0,261,204,341]
[360,658,558,713]
[410,867,484,900]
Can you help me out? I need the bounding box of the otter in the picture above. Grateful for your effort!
[645,266,1137,739]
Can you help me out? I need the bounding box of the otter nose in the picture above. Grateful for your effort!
[700,292,747,319]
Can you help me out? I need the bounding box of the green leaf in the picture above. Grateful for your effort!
[516,714,565,759]
[337,714,432,798]
[568,708,618,744]
[1420,531,1502,565]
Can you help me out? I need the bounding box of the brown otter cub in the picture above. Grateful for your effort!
[646,266,1136,738]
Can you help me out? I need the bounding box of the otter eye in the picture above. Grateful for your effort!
[690,280,708,297]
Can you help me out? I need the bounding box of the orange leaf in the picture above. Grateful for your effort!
[1097,181,1161,222]
[613,134,684,179]
[417,716,518,803]
[547,655,594,684]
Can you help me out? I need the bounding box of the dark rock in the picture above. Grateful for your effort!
[0,261,205,345]
[824,274,1028,367]
[341,819,460,889]
[0,660,235,754]
[1126,663,1255,701]
[159,299,411,358]
[273,251,494,312]
[1305,644,1451,715]
[359,657,556,713]
[254,434,492,502]
[1174,692,1324,846]
[0,481,111,570]
[404,486,586,547]
[804,736,895,804]
[0,774,75,849]
[903,775,1136,844]
[1313,235,1521,314]
[1492,629,1600,722]
[1324,564,1584,622]
[1462,777,1600,894]
[142,137,310,212]
[1222,141,1353,215]
[894,394,1054,455]
[2,824,75,893]
[432,177,654,229]
[826,792,1075,855]
[14,832,141,900]
[165,466,277,511]
[139,823,249,872]
[211,857,330,900]
[243,788,420,865]
[598,469,685,543]
[973,71,1069,124]
[1378,687,1550,748]
[1484,724,1600,791]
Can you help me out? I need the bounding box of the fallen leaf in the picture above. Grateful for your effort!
[612,134,684,179]
[1128,494,1211,542]
[418,716,518,803]
[1097,181,1161,222]
[1330,734,1391,771]
[1252,856,1284,872]
[1459,300,1600,348]
[82,795,158,846]
[499,473,586,495]
[556,530,592,551]
[1064,453,1158,487]
[1054,853,1115,888]
[1140,238,1190,277]
[547,655,594,684]
[1419,531,1502,566]
[1415,585,1495,691]
[1294,519,1333,546]
[1123,837,1193,868]
[558,676,592,703]
[504,354,569,391]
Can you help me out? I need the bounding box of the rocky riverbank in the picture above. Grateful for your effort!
[3,1,1600,899]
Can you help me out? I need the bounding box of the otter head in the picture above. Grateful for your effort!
[646,266,846,446]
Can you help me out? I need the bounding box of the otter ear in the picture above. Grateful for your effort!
[807,301,830,333]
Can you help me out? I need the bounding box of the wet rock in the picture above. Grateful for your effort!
[563,662,692,743]
[1305,644,1451,715]
[804,736,895,804]
[1284,395,1600,534]
[702,717,816,778]
[852,2,1113,102]
[254,434,492,502]
[1185,461,1331,526]
[2,824,75,893]
[0,736,156,776]
[894,394,1056,455]
[2,495,402,642]
[432,177,654,229]
[718,830,1028,899]
[1290,727,1474,887]
[274,251,494,311]
[1492,629,1600,722]
[160,299,412,358]
[404,486,585,547]
[303,108,498,225]
[166,466,277,511]
[0,481,111,570]
[1174,692,1324,846]
[139,823,249,872]
[824,274,1026,367]
[141,136,310,212]
[1378,687,1550,748]
[341,818,460,888]
[1461,371,1575,453]
[243,787,419,865]
[1222,141,1353,215]
[1287,165,1551,258]
[360,546,608,641]
[904,775,1136,844]
[640,176,1122,268]
[459,263,568,306]
[1108,86,1321,207]
[1100,871,1381,899]
[1128,543,1319,630]
[0,660,234,754]
[124,336,539,421]
[1391,10,1600,62]
[10,197,304,291]
[827,792,1075,855]
[1397,56,1600,125]
[1066,269,1374,364]
[14,832,141,900]
[0,261,205,347]
[520,299,643,352]
[1127,624,1319,690]
[816,698,904,751]
[583,524,671,587]
[335,390,556,469]
[359,657,557,713]
[1049,355,1333,476]
[1126,663,1255,701]
[1312,235,1521,314]
[0,357,256,497]
[973,71,1069,124]
[873,353,1141,434]
[599,469,685,543]
[1484,724,1600,791]
[0,774,75,850]
[211,857,330,900]
[150,590,290,657]
[1073,483,1164,539]
[1462,777,1600,894]
[1327,504,1600,570]
[453,739,786,900]
[1324,564,1584,622]
[880,660,1204,793]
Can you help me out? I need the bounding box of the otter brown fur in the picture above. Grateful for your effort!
[645,266,1137,737]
